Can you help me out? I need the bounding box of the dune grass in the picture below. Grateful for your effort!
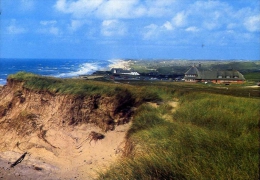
[8,72,117,96]
[7,72,162,104]
[99,92,259,180]
[7,72,259,179]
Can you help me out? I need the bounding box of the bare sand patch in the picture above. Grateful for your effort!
[0,123,131,180]
[108,59,131,70]
[168,101,179,113]
[147,102,159,108]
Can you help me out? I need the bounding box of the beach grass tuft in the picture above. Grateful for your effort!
[99,91,259,180]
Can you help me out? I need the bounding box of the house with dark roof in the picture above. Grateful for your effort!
[184,66,245,84]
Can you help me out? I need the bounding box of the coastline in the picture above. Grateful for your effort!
[0,59,132,85]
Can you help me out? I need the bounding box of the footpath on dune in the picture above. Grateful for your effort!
[0,78,135,180]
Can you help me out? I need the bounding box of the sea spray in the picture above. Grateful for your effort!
[54,62,101,77]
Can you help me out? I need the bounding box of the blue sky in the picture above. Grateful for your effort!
[1,0,260,60]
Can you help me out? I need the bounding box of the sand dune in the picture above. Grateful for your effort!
[0,123,130,179]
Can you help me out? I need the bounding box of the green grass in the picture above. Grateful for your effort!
[244,72,260,82]
[99,92,259,180]
[7,72,163,103]
[175,93,259,136]
[8,72,116,96]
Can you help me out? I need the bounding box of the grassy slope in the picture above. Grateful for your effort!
[7,72,162,103]
[99,89,259,179]
[8,72,117,96]
[7,72,260,179]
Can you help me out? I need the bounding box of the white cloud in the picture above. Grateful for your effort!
[7,26,27,34]
[97,0,145,19]
[183,1,233,31]
[7,19,27,34]
[68,20,85,32]
[145,0,178,17]
[39,20,61,35]
[163,21,173,31]
[185,26,199,32]
[40,20,57,26]
[55,0,67,12]
[55,0,103,17]
[143,24,159,40]
[172,11,187,27]
[244,15,260,32]
[54,0,178,19]
[148,0,176,7]
[53,0,260,44]
[101,20,127,37]
[143,21,174,40]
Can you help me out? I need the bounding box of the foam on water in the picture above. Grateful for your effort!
[0,79,6,85]
[0,59,114,85]
[55,63,101,78]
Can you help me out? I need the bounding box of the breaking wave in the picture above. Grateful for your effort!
[54,63,101,78]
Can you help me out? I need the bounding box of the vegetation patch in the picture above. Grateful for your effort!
[99,92,259,180]
[244,72,260,82]
[8,72,115,96]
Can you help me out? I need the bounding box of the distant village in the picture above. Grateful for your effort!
[79,65,246,85]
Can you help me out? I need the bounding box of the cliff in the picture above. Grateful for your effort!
[0,78,134,133]
[0,75,137,179]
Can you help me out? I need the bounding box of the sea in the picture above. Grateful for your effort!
[0,58,118,85]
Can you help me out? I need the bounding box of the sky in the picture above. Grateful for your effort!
[0,0,260,60]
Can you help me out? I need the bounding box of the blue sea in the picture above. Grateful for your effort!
[0,58,118,85]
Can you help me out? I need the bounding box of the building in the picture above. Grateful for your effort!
[184,66,245,84]
[111,68,140,76]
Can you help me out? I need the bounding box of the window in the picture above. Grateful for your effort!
[218,75,222,78]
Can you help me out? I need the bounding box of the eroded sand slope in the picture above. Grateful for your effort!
[0,80,133,179]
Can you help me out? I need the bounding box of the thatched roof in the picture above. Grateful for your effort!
[184,66,245,81]
[185,66,200,75]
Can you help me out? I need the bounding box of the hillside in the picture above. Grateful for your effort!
[0,72,259,179]
[0,72,159,179]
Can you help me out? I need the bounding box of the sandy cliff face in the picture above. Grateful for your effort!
[0,79,133,132]
[0,79,134,179]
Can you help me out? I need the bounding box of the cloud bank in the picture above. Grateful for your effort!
[1,0,260,59]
